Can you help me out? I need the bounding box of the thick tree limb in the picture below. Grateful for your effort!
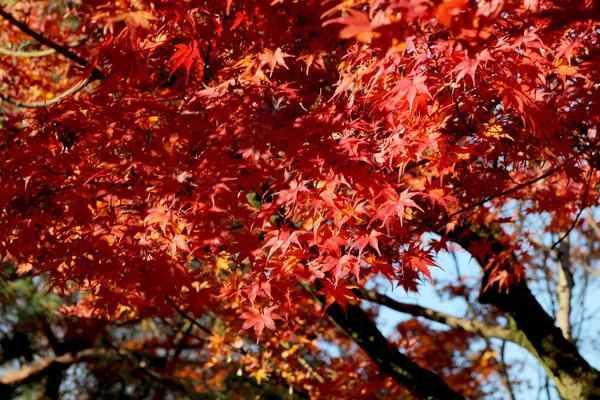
[0,348,110,387]
[358,288,515,341]
[305,283,464,400]
[450,224,600,400]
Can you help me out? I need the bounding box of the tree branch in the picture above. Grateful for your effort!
[304,283,465,400]
[0,7,92,71]
[499,341,517,400]
[0,36,88,58]
[0,8,100,108]
[0,348,110,386]
[585,210,600,238]
[0,77,90,108]
[358,288,515,341]
[0,345,216,399]
[555,236,574,341]
[582,262,600,277]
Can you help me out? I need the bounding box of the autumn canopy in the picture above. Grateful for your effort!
[1,0,599,399]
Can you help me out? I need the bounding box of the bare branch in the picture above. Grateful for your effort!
[555,236,574,341]
[358,289,515,341]
[551,168,594,250]
[0,77,90,108]
[581,263,600,277]
[164,295,214,338]
[0,348,111,386]
[499,341,517,400]
[585,210,600,238]
[0,37,88,58]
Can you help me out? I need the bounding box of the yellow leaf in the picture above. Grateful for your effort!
[216,252,231,272]
[250,368,269,385]
[482,124,514,141]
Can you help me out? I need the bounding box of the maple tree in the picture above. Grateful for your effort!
[1,0,600,398]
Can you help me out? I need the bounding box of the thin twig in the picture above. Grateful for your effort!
[499,341,517,400]
[0,36,88,58]
[164,295,215,338]
[165,295,323,393]
[0,77,90,108]
[551,167,594,250]
[413,148,596,234]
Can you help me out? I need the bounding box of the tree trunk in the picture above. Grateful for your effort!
[452,224,600,400]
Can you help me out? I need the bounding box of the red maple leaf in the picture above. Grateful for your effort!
[316,280,359,314]
[169,40,201,82]
[353,229,383,257]
[258,48,291,77]
[240,306,281,341]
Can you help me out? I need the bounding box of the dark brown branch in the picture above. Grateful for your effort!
[304,283,465,400]
[413,155,580,234]
[551,167,594,250]
[0,7,91,70]
[164,295,215,338]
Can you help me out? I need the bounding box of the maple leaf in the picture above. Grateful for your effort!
[376,188,424,227]
[144,208,171,234]
[391,73,431,113]
[240,306,281,341]
[402,245,437,282]
[298,51,327,75]
[170,234,189,255]
[169,41,201,82]
[321,254,359,282]
[258,48,291,77]
[316,280,359,314]
[103,10,156,33]
[263,229,301,259]
[327,9,377,43]
[365,255,396,285]
[250,368,270,385]
[453,49,494,85]
[353,229,382,256]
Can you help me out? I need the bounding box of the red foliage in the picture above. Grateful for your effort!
[1,0,599,397]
